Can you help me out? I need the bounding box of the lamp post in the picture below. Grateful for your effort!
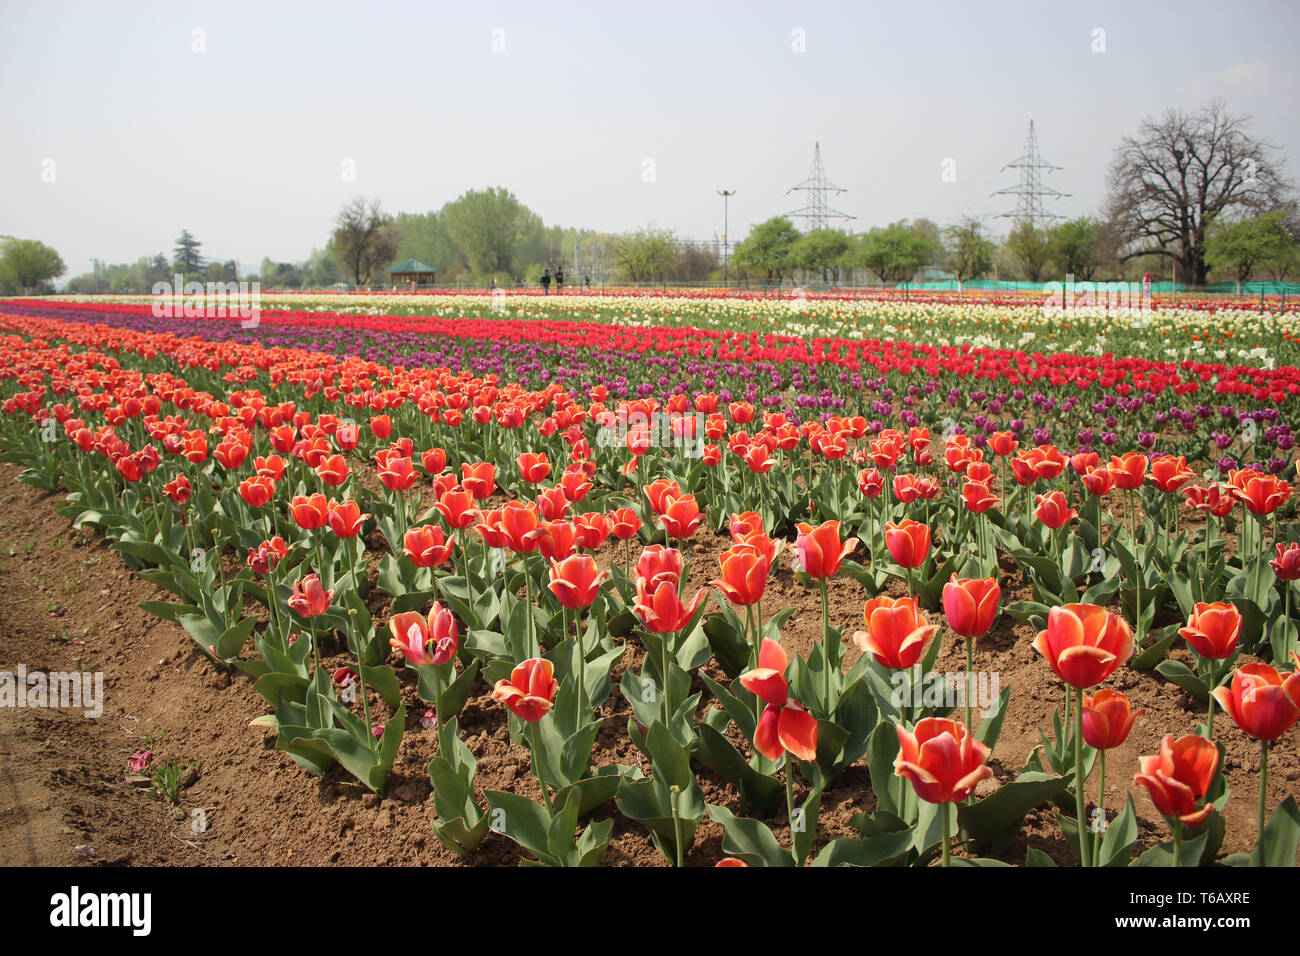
[717,189,736,286]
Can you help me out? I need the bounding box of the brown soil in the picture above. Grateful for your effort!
[0,464,1296,867]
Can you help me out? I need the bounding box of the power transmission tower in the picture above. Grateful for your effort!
[786,142,855,232]
[991,120,1070,229]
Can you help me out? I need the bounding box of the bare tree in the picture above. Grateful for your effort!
[1103,100,1293,285]
[331,197,400,286]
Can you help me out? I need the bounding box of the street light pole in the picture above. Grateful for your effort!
[717,189,736,287]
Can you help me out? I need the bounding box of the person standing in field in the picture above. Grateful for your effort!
[541,269,551,294]
[555,267,564,293]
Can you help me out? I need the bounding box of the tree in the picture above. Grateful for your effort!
[1049,217,1101,279]
[610,226,677,283]
[331,197,400,286]
[1205,211,1294,284]
[855,220,938,283]
[733,217,800,282]
[0,238,65,293]
[441,187,532,279]
[1103,100,1294,285]
[793,229,850,283]
[1003,221,1053,281]
[173,230,204,273]
[941,217,996,283]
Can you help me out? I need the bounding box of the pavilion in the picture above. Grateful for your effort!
[388,258,439,288]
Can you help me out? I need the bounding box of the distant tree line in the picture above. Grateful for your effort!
[33,99,1300,294]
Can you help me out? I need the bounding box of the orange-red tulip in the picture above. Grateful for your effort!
[884,519,930,570]
[327,499,367,538]
[712,544,769,606]
[404,525,454,567]
[1032,603,1134,689]
[1034,490,1078,530]
[942,576,1000,638]
[548,554,608,609]
[492,658,559,722]
[1133,734,1219,827]
[894,717,992,805]
[795,520,858,578]
[854,596,939,670]
[1211,663,1300,741]
[389,604,458,666]
[1081,689,1144,750]
[1178,601,1242,660]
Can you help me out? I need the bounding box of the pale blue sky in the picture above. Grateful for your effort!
[2,0,1297,278]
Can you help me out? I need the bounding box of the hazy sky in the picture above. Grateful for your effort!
[2,0,1298,279]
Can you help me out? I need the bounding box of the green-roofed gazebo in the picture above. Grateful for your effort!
[388,258,439,288]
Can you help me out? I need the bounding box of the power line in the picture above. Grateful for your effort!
[991,120,1070,229]
[786,142,855,232]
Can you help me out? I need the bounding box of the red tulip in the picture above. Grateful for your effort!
[535,486,570,521]
[573,512,612,550]
[1148,454,1194,493]
[315,453,349,486]
[404,525,454,567]
[942,576,1000,638]
[289,493,329,530]
[1033,603,1133,689]
[548,554,608,609]
[389,604,458,666]
[533,520,578,562]
[1271,542,1300,581]
[238,475,275,508]
[712,544,769,606]
[608,507,641,540]
[961,480,999,514]
[795,520,857,578]
[517,451,551,484]
[369,414,392,439]
[884,520,930,570]
[660,493,703,540]
[435,486,479,530]
[1179,602,1242,660]
[378,454,417,492]
[1079,465,1115,497]
[288,573,333,618]
[1133,734,1219,827]
[1081,689,1144,750]
[1034,490,1078,529]
[461,462,496,500]
[420,447,447,476]
[1108,453,1148,491]
[1226,468,1291,516]
[854,596,939,670]
[739,639,818,762]
[894,717,992,805]
[1211,663,1300,741]
[492,658,559,722]
[327,499,368,538]
[499,500,540,553]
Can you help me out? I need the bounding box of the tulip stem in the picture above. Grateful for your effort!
[348,609,373,748]
[820,577,833,714]
[523,559,538,658]
[785,753,800,866]
[526,721,553,813]
[1074,687,1089,867]
[1172,819,1183,868]
[1098,749,1106,819]
[964,634,974,733]
[941,801,952,867]
[1256,739,1269,865]
[670,784,684,868]
[1206,659,1216,738]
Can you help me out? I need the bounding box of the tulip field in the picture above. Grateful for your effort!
[1,290,1298,868]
